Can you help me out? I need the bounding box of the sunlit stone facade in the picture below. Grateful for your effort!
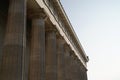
[0,0,89,80]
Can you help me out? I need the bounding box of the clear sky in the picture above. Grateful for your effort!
[60,0,120,80]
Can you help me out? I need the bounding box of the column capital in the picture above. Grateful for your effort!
[46,26,57,33]
[73,55,78,61]
[70,51,75,57]
[80,65,88,71]
[57,35,65,44]
[28,9,47,19]
[64,44,70,51]
[64,44,71,56]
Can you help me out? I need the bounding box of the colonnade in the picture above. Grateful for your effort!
[0,0,88,80]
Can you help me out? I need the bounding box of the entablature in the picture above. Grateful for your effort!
[28,0,89,68]
[43,0,88,61]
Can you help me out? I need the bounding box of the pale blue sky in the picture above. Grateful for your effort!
[60,0,120,80]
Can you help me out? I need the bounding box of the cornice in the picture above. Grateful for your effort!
[53,0,89,62]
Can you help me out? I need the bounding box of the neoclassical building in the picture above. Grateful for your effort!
[0,0,89,80]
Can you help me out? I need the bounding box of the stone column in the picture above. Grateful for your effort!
[79,65,83,80]
[80,65,87,80]
[65,50,75,80]
[45,27,57,80]
[29,12,46,80]
[64,44,72,80]
[0,0,26,80]
[75,59,84,80]
[57,36,65,80]
[84,71,88,80]
[82,67,88,80]
[77,63,83,80]
[70,54,78,80]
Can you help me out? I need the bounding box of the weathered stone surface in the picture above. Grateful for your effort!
[57,36,65,80]
[0,0,89,80]
[64,45,72,80]
[45,27,57,80]
[0,0,26,80]
[29,17,45,80]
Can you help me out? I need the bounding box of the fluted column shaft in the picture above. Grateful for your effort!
[0,0,26,80]
[80,65,88,80]
[29,15,45,80]
[64,45,72,80]
[82,68,88,80]
[78,64,83,80]
[70,54,77,80]
[57,37,65,80]
[46,28,57,80]
[83,71,87,80]
[65,51,74,80]
[73,60,81,80]
[80,67,84,80]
